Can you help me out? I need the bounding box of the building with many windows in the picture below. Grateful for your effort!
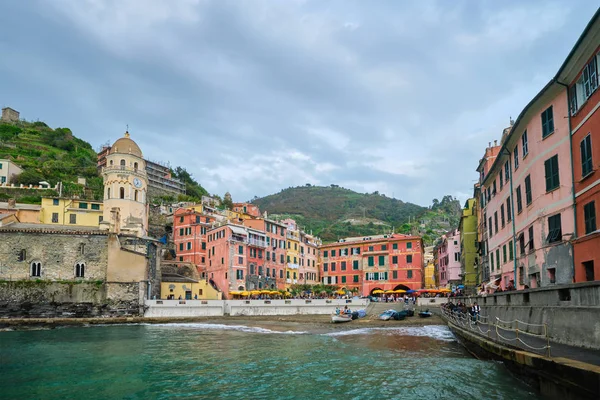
[559,13,600,283]
[319,233,423,296]
[459,198,478,291]
[39,197,104,227]
[437,230,461,288]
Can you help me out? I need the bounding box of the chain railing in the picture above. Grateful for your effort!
[441,307,551,357]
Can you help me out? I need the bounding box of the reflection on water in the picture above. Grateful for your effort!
[0,324,538,399]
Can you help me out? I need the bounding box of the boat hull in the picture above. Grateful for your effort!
[331,315,353,323]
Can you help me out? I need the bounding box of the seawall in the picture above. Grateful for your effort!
[144,298,369,317]
[445,317,600,400]
[453,281,600,349]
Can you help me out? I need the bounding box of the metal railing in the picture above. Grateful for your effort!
[442,308,551,357]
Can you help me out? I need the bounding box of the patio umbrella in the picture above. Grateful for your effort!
[372,290,384,294]
[229,291,242,295]
[394,290,406,294]
[241,291,250,296]
[384,290,395,294]
[406,290,416,294]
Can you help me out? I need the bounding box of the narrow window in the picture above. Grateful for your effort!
[514,147,519,169]
[107,188,110,199]
[506,197,512,221]
[120,159,126,167]
[581,134,593,177]
[525,175,532,205]
[516,186,523,213]
[494,212,498,233]
[502,245,507,264]
[70,214,77,224]
[541,106,554,138]
[134,162,138,171]
[522,131,528,156]
[51,213,59,223]
[18,249,26,262]
[30,261,41,277]
[134,190,138,201]
[584,201,597,234]
[79,243,85,255]
[500,205,505,228]
[407,254,413,263]
[120,187,125,199]
[544,155,560,192]
[528,226,534,251]
[75,263,85,278]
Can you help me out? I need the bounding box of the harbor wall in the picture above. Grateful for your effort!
[144,298,369,317]
[454,281,600,350]
[446,318,600,400]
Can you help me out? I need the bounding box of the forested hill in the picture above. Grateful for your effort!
[251,185,463,244]
[0,118,207,203]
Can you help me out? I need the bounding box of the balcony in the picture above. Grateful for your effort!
[287,263,299,270]
[247,238,267,248]
[286,278,292,284]
[102,165,146,175]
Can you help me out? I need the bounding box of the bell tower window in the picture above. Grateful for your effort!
[30,261,41,277]
[107,188,110,199]
[120,187,125,199]
[134,162,138,171]
[134,190,138,201]
[120,159,126,169]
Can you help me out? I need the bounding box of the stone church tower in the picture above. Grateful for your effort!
[100,132,148,237]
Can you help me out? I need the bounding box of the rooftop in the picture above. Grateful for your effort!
[0,202,42,211]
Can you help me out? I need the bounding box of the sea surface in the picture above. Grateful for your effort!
[0,323,538,399]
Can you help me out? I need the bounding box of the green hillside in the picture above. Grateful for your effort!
[0,119,207,204]
[252,185,463,243]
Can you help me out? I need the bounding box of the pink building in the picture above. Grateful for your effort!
[481,85,574,289]
[206,224,249,299]
[300,232,320,285]
[437,230,461,287]
[173,208,215,274]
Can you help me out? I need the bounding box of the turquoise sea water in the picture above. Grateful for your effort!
[0,324,538,399]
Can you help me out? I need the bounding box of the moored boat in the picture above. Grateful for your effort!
[418,310,433,318]
[331,313,353,323]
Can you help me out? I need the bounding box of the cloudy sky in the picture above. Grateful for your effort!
[1,1,598,206]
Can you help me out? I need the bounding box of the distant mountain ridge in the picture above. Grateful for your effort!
[251,185,462,244]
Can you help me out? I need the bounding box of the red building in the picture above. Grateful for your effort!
[233,202,261,218]
[206,224,249,299]
[560,12,600,282]
[172,208,215,275]
[320,233,423,296]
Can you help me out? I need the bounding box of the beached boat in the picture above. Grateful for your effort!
[418,311,433,318]
[331,313,353,323]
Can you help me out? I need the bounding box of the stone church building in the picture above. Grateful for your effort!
[0,132,161,317]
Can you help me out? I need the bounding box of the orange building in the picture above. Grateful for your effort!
[559,13,600,282]
[172,208,215,275]
[233,202,261,218]
[206,224,249,299]
[243,218,288,289]
[320,233,423,296]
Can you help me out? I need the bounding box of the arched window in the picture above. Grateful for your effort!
[134,190,138,201]
[120,187,125,199]
[75,263,85,278]
[107,188,110,199]
[109,160,113,166]
[18,249,26,262]
[134,162,138,171]
[79,243,85,255]
[120,159,126,167]
[30,261,41,277]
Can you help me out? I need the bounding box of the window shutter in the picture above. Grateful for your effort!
[545,159,551,191]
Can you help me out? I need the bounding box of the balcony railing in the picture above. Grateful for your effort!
[102,165,146,175]
[287,263,299,269]
[286,278,292,283]
[247,238,267,248]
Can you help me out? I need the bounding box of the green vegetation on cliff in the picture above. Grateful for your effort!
[252,185,462,244]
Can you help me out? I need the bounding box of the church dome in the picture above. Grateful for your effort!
[110,132,143,158]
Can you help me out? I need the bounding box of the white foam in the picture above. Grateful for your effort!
[147,323,307,335]
[324,325,456,342]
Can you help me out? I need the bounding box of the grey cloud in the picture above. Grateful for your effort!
[0,0,598,206]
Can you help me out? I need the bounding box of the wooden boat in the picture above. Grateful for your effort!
[331,313,353,323]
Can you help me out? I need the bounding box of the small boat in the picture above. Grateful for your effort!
[332,313,353,323]
[418,310,433,318]
[379,310,398,321]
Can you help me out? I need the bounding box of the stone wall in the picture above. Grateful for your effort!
[0,231,109,281]
[0,281,142,318]
[454,281,600,349]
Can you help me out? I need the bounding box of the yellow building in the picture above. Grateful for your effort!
[283,219,300,289]
[40,197,104,227]
[424,260,436,288]
[161,274,222,300]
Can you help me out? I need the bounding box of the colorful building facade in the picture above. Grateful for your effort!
[560,16,600,283]
[437,230,461,288]
[40,197,104,227]
[459,198,478,290]
[320,233,423,296]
